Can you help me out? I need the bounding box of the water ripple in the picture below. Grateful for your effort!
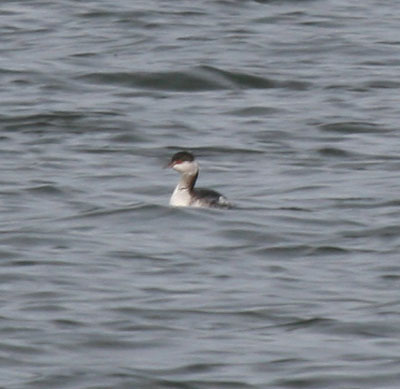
[1,1,400,388]
[80,66,312,92]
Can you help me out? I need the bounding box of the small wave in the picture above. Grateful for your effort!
[63,203,170,221]
[365,80,400,89]
[318,121,384,134]
[316,147,352,158]
[79,65,311,92]
[227,106,282,116]
[283,317,336,331]
[25,184,65,196]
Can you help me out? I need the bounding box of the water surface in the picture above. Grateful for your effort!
[1,0,400,388]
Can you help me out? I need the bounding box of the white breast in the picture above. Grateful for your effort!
[169,187,192,207]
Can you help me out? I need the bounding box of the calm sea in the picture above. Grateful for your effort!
[1,0,400,388]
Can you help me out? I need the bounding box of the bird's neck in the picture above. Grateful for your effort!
[177,171,198,192]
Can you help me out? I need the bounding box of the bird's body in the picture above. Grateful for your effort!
[167,151,230,208]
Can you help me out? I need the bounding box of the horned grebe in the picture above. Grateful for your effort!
[167,151,230,208]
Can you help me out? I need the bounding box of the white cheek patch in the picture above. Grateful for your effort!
[173,161,198,174]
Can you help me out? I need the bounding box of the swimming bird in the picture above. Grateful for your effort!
[166,151,230,208]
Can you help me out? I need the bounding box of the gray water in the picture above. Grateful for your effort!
[1,0,400,388]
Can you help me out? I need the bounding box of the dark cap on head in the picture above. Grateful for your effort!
[166,150,196,168]
[170,151,195,163]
